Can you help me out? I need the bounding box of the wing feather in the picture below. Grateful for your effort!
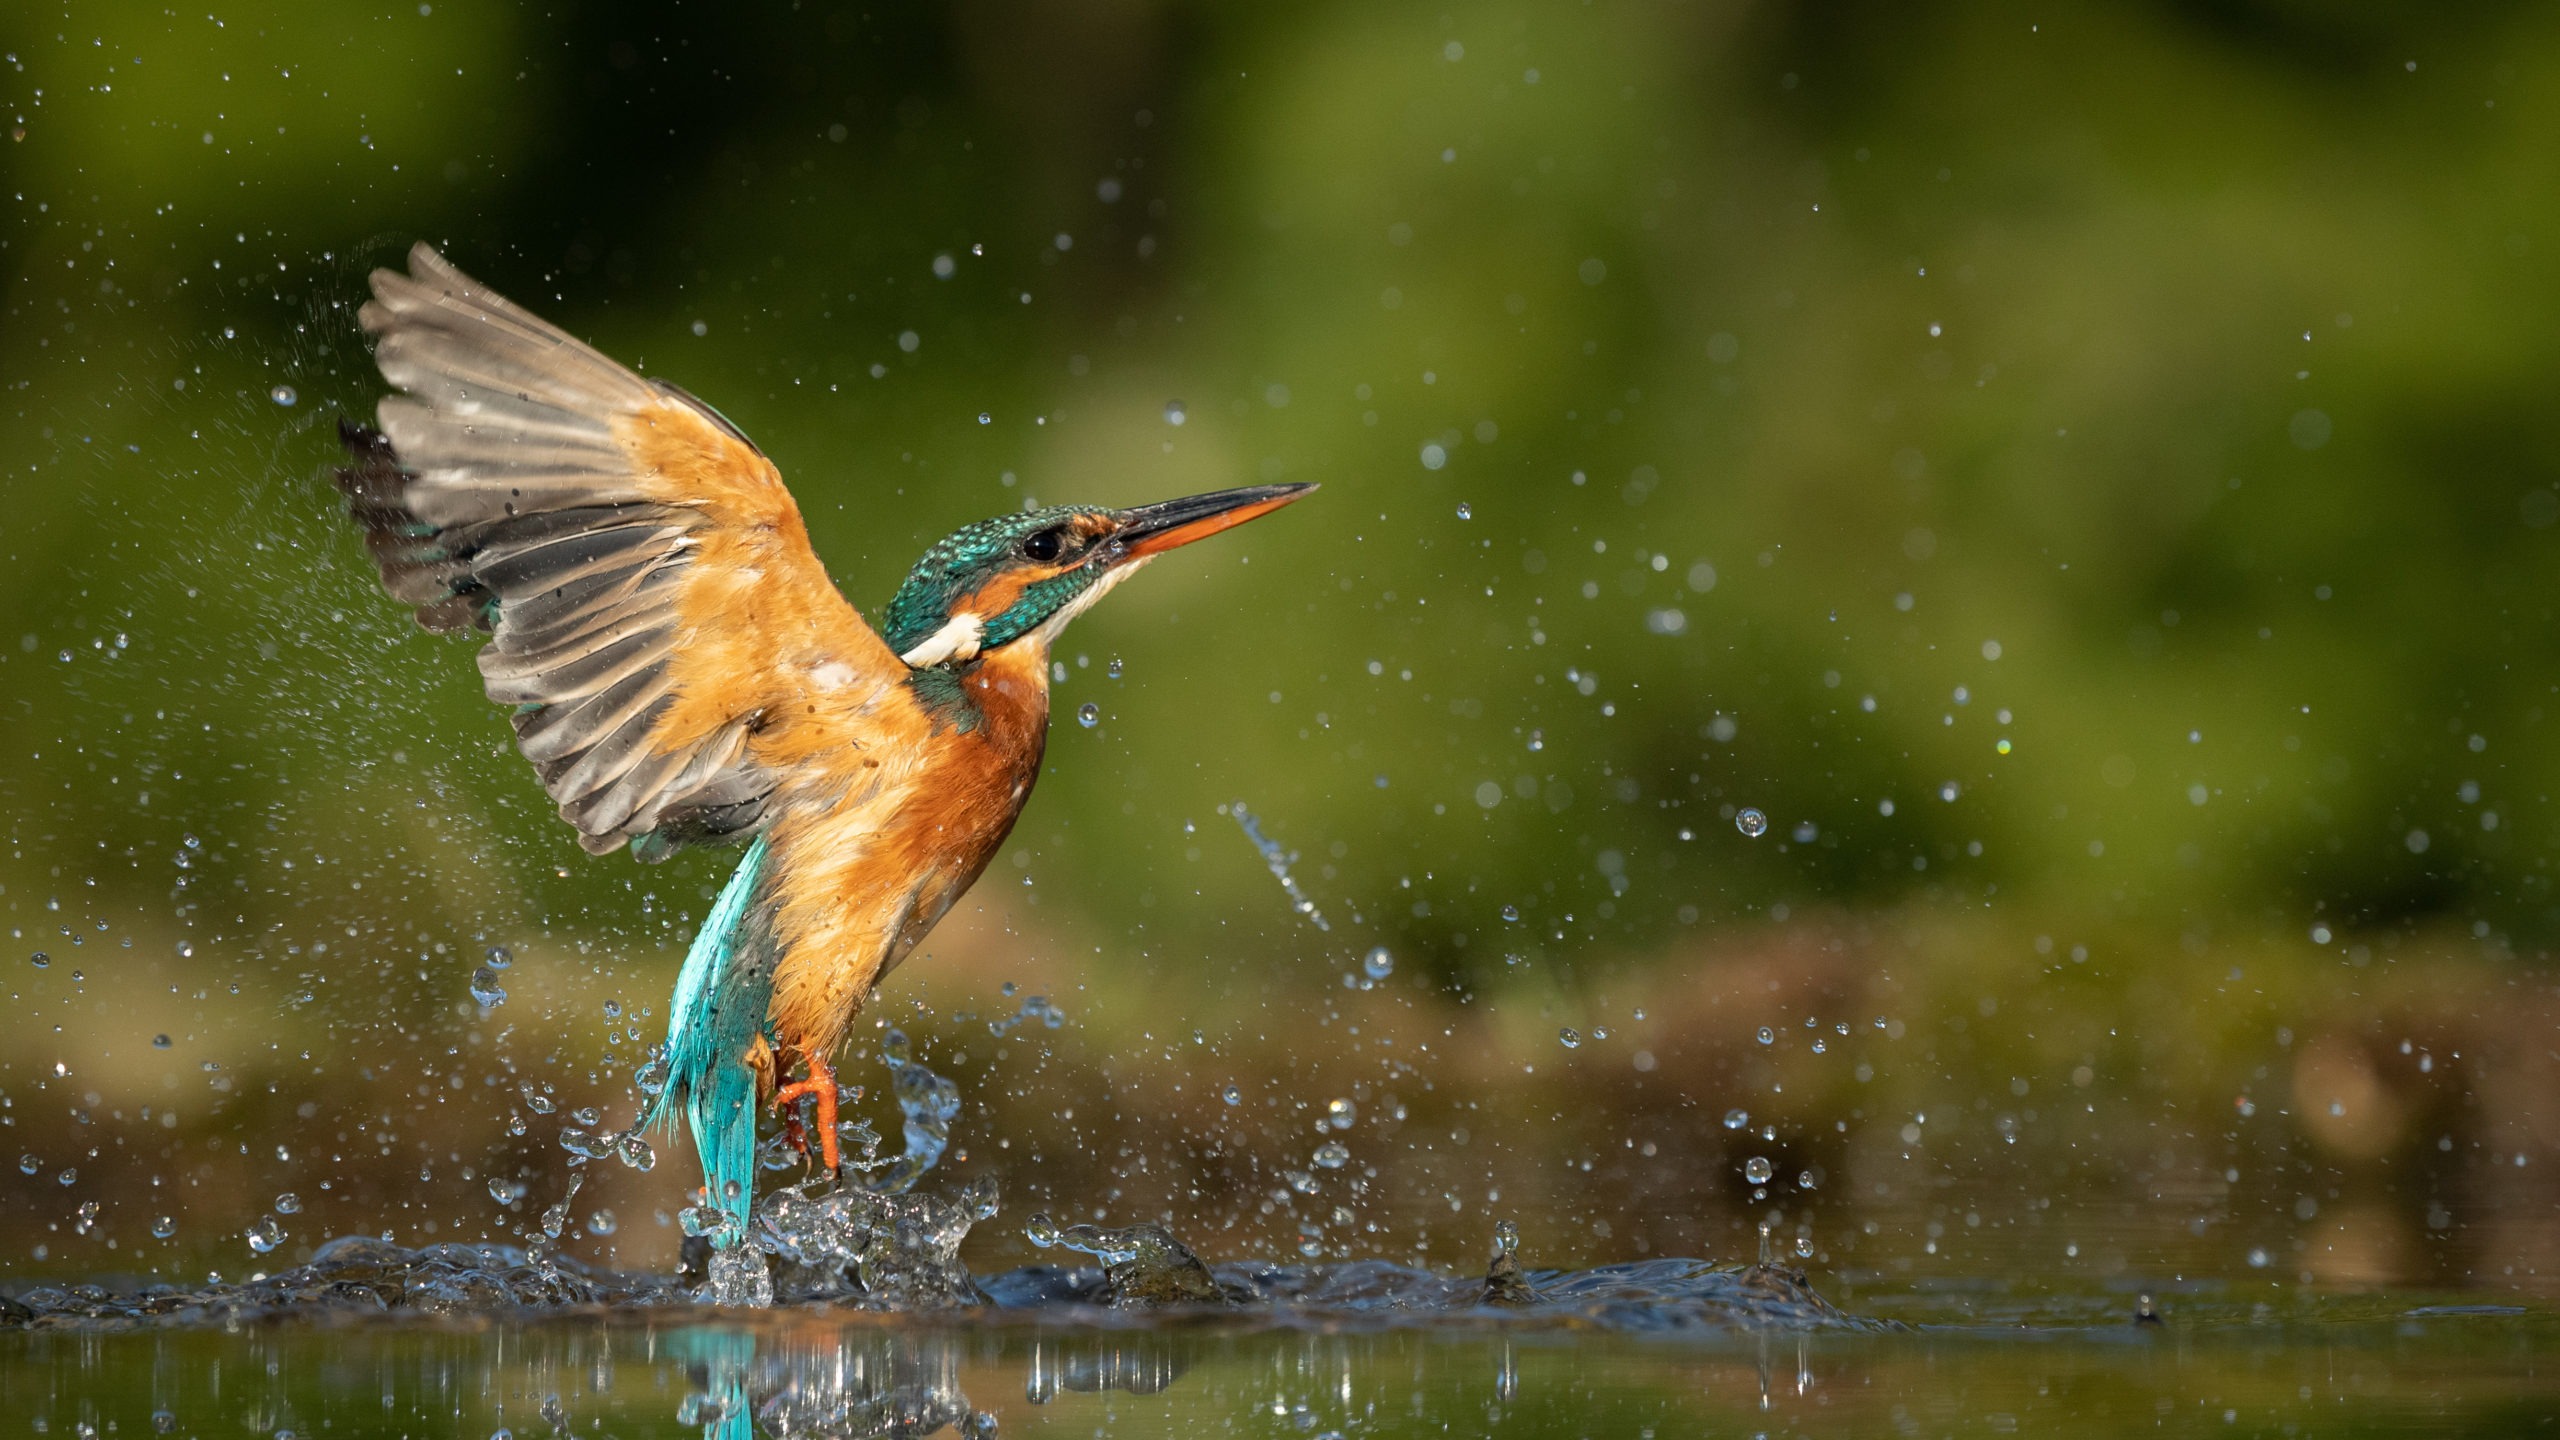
[336,242,908,859]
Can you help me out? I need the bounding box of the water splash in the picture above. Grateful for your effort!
[717,1029,996,1308]
[1023,1214,1240,1305]
[1229,801,1329,931]
[1483,1219,1536,1305]
[987,992,1067,1037]
[0,1035,1874,1334]
[1,1230,1878,1331]
[872,1028,959,1195]
[752,1175,998,1308]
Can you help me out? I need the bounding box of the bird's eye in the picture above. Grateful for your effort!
[1021,528,1064,562]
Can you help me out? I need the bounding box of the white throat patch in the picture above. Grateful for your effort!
[1026,557,1152,651]
[898,611,986,669]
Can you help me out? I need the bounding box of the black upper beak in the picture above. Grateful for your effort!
[1111,483,1318,561]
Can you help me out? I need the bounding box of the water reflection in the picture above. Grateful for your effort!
[3,1297,2556,1437]
[1023,1333,1195,1402]
[667,1327,1198,1437]
[670,1326,998,1439]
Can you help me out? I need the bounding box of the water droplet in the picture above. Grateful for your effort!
[1164,400,1187,426]
[469,965,508,1008]
[150,1215,176,1239]
[1722,1109,1748,1131]
[977,412,992,425]
[16,1154,37,1176]
[1363,946,1394,979]
[1312,1141,1350,1169]
[1221,1084,1242,1106]
[484,945,513,969]
[269,384,297,406]
[1456,501,1473,520]
[1076,702,1099,728]
[1756,1026,1775,1045]
[245,1216,285,1254]
[1557,1027,1581,1049]
[151,1033,171,1049]
[1735,807,1769,838]
[1106,656,1124,678]
[1743,1156,1775,1184]
[1326,1098,1356,1128]
[29,952,47,969]
[1024,1212,1061,1247]
[273,1192,301,1215]
[1798,1169,1819,1190]
[1493,1218,1520,1255]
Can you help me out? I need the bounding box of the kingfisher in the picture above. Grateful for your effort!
[333,243,1311,1257]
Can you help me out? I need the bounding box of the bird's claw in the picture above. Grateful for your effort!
[771,1058,842,1174]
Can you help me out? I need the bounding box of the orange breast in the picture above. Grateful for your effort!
[759,643,1052,1065]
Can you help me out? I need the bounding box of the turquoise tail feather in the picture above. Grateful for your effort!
[652,835,774,1249]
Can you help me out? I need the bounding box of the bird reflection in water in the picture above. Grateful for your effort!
[666,1325,1195,1437]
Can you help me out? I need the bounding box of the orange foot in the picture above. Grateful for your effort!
[772,1055,841,1174]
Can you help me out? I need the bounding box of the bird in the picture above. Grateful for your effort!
[333,242,1312,1261]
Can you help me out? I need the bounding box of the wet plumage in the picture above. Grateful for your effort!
[335,243,1312,1255]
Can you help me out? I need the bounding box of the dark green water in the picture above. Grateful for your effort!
[6,1286,2554,1438]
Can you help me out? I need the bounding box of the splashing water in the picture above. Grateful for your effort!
[872,1028,961,1196]
[2,1034,1868,1333]
[1483,1219,1536,1306]
[987,992,1067,1037]
[1023,1214,1240,1305]
[716,1028,996,1308]
[1229,801,1329,931]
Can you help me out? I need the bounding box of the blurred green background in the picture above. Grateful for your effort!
[5,0,2560,1294]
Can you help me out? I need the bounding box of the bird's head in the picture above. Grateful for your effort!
[880,483,1315,669]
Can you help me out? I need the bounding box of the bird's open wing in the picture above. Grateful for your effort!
[337,242,907,861]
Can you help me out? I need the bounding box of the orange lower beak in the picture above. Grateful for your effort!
[1114,483,1318,560]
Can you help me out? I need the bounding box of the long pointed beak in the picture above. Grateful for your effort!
[1111,482,1317,561]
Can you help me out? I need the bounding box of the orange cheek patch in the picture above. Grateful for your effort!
[954,562,1081,623]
